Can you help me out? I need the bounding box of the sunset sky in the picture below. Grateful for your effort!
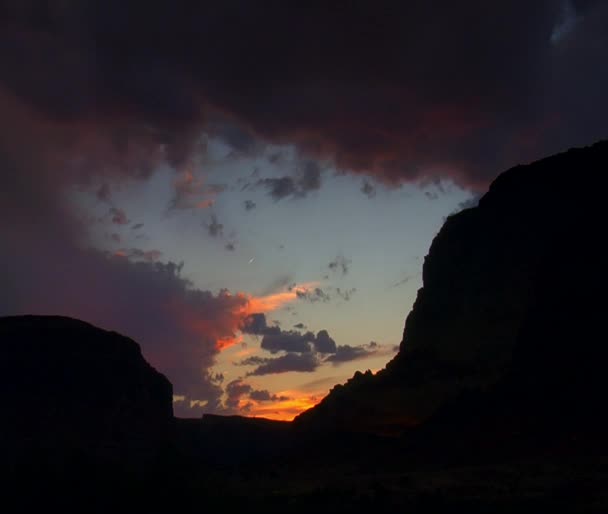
[1,1,607,419]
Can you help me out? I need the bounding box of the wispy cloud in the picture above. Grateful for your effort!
[328,255,351,276]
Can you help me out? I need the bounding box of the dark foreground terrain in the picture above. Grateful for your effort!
[2,142,608,512]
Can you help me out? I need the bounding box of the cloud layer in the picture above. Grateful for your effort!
[1,1,607,189]
[240,313,382,376]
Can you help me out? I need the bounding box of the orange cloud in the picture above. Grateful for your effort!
[215,334,243,351]
[246,281,319,313]
[173,281,318,356]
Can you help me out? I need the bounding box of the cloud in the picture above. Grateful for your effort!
[293,322,306,330]
[240,312,380,376]
[298,161,322,191]
[242,312,338,355]
[256,177,296,200]
[313,330,337,354]
[256,160,322,200]
[131,223,144,230]
[324,343,378,365]
[1,1,607,191]
[361,180,376,198]
[249,389,290,402]
[259,275,295,297]
[296,287,330,303]
[391,276,412,288]
[246,353,319,376]
[168,171,224,210]
[201,377,293,414]
[241,312,275,335]
[109,207,129,225]
[96,183,111,203]
[328,256,351,276]
[210,121,259,155]
[335,287,356,301]
[243,200,257,211]
[115,248,163,262]
[1,234,251,413]
[206,214,224,238]
[551,0,581,44]
[225,379,253,410]
[451,194,482,215]
[261,331,316,354]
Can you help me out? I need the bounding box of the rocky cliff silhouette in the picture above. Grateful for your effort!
[1,315,173,464]
[296,140,608,437]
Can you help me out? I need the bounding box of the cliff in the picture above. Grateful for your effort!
[295,140,608,434]
[1,315,174,464]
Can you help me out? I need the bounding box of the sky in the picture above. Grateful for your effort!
[1,0,607,419]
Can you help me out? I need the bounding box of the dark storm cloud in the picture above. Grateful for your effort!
[0,0,608,192]
[2,1,606,189]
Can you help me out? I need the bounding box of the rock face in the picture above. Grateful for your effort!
[1,315,173,463]
[296,140,608,435]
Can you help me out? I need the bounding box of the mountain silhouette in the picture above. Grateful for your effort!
[296,140,608,437]
[1,315,173,463]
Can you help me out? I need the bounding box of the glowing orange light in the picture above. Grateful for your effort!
[244,390,322,421]
[246,282,319,313]
[215,334,243,351]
